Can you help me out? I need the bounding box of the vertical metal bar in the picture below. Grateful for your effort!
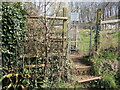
[76,22,78,49]
[75,23,77,49]
[67,23,70,56]
[89,26,92,56]
[69,24,72,54]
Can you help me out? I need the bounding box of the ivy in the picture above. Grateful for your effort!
[2,2,26,74]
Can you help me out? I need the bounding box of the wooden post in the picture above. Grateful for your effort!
[63,8,68,54]
[94,9,101,52]
[63,8,67,34]
[118,2,120,76]
[62,7,67,82]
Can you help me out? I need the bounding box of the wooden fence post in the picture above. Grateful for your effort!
[118,2,120,76]
[61,7,67,82]
[94,9,101,52]
[63,8,67,35]
[63,8,67,54]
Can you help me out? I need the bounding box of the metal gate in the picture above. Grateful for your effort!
[67,23,93,57]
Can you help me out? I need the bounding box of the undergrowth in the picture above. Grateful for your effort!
[89,31,119,89]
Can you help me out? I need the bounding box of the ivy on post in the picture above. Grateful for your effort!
[94,8,101,52]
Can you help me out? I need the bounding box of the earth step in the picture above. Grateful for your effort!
[70,55,83,59]
[76,75,102,83]
[72,65,91,72]
[70,54,89,59]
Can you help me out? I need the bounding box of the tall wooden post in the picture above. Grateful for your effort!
[63,8,67,55]
[62,7,67,82]
[118,2,120,60]
[95,9,101,51]
[117,2,120,77]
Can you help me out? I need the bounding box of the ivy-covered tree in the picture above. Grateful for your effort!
[1,2,27,90]
[2,2,26,74]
